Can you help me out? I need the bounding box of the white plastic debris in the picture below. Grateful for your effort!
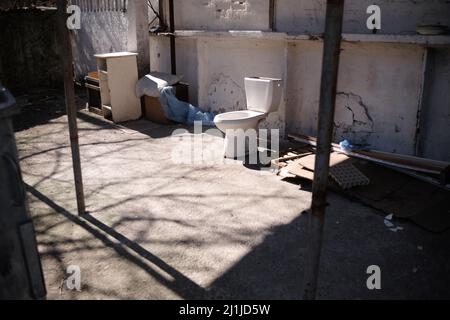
[384,214,404,232]
[389,226,404,232]
[384,219,395,228]
[135,72,183,98]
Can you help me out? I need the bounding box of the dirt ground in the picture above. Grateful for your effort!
[13,89,450,299]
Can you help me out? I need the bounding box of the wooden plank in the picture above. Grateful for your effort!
[271,152,313,166]
[297,154,316,171]
[297,152,350,171]
[303,0,345,301]
[357,149,448,172]
[88,106,104,116]
[270,146,312,168]
[57,0,85,216]
[288,133,449,176]
[286,163,314,181]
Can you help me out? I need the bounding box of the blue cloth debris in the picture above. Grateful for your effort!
[339,139,370,152]
[159,86,215,126]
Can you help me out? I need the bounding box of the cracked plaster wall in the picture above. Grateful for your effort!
[196,38,287,133]
[286,41,423,155]
[151,36,287,133]
[172,0,450,34]
[151,36,439,156]
[174,0,270,31]
[148,0,450,159]
[277,0,450,34]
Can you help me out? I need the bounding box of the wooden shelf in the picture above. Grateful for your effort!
[95,52,141,123]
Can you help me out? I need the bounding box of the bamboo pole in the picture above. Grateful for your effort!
[57,0,86,216]
[303,0,345,300]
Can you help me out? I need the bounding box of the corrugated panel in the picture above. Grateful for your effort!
[70,0,127,12]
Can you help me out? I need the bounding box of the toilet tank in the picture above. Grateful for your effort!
[245,77,283,114]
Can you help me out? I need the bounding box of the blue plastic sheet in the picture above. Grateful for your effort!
[339,139,370,152]
[159,86,215,126]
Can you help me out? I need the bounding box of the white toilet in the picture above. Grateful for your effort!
[214,77,283,158]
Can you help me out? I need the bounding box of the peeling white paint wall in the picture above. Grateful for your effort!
[147,0,450,160]
[174,0,270,31]
[72,1,158,79]
[124,0,450,161]
[149,37,171,73]
[151,36,287,132]
[197,38,287,132]
[72,10,129,79]
[277,0,450,34]
[286,41,423,154]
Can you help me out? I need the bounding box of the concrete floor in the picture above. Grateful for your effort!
[15,108,450,299]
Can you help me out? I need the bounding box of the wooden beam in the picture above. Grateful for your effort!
[57,0,86,216]
[303,0,345,300]
[288,133,450,177]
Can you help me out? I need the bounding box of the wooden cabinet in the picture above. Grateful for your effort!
[94,52,141,123]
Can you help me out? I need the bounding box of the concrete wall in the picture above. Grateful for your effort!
[172,0,450,34]
[0,9,63,93]
[419,48,450,161]
[72,0,158,79]
[72,0,446,161]
[150,36,287,132]
[147,0,450,161]
[174,0,270,31]
[198,37,287,132]
[72,9,129,78]
[286,41,423,155]
[276,0,450,34]
[155,36,429,155]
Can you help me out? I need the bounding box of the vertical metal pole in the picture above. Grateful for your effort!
[158,0,165,27]
[57,0,86,216]
[269,0,276,31]
[168,0,176,75]
[414,47,434,157]
[303,0,344,300]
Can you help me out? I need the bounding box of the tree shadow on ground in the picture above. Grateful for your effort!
[13,87,87,132]
[26,183,310,299]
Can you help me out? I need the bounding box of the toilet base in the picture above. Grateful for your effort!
[223,128,259,159]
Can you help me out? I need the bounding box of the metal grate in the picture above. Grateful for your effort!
[70,0,128,12]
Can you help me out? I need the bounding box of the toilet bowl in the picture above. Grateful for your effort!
[214,77,283,158]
